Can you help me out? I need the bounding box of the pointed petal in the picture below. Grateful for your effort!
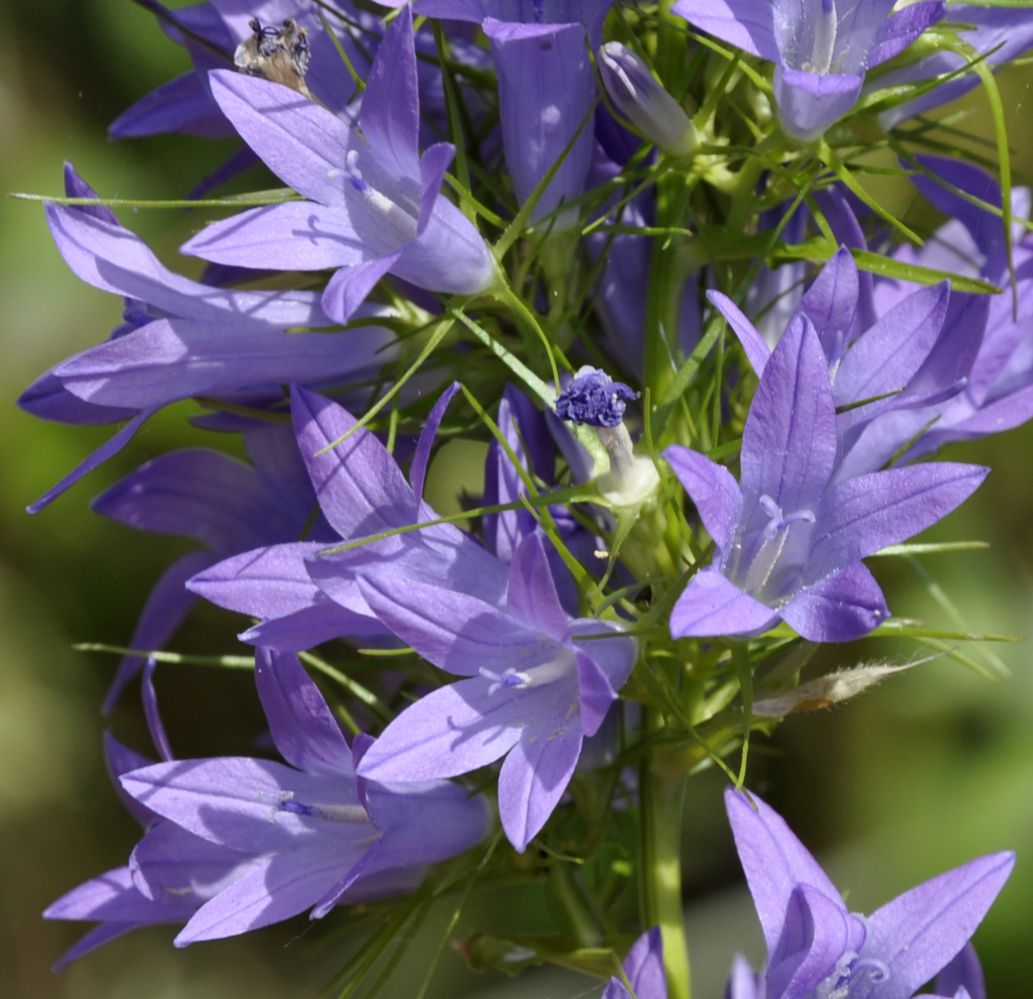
[411,382,461,501]
[109,70,229,139]
[506,532,569,641]
[934,943,986,999]
[359,5,420,177]
[27,409,155,514]
[498,718,583,851]
[865,852,1014,998]
[104,550,214,713]
[671,0,778,60]
[357,571,569,676]
[766,884,860,999]
[708,290,771,377]
[725,789,847,953]
[173,846,361,944]
[55,317,393,410]
[574,650,617,737]
[290,386,416,538]
[141,657,173,762]
[120,757,365,853]
[255,648,352,775]
[780,562,888,643]
[103,733,157,827]
[725,954,763,999]
[571,621,637,696]
[835,282,949,407]
[484,18,595,222]
[240,601,386,652]
[623,927,666,999]
[664,445,743,552]
[741,315,837,511]
[355,677,524,781]
[793,247,859,359]
[322,252,400,323]
[810,463,988,576]
[206,69,353,205]
[182,200,370,271]
[671,568,778,639]
[868,2,945,68]
[417,142,456,232]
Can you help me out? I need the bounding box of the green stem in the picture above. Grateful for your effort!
[639,709,691,999]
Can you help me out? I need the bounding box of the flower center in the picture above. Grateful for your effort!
[342,148,420,243]
[277,792,368,825]
[803,0,839,75]
[479,657,572,695]
[819,953,892,999]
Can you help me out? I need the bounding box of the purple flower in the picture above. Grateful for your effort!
[556,366,639,427]
[352,529,637,851]
[182,6,496,322]
[602,927,667,999]
[723,789,1013,998]
[117,648,488,945]
[672,0,944,140]
[664,313,986,642]
[19,166,395,512]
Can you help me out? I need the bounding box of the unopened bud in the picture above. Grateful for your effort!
[599,42,697,157]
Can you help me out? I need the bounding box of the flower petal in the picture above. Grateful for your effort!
[671,0,778,60]
[664,445,743,552]
[671,568,779,638]
[780,562,888,643]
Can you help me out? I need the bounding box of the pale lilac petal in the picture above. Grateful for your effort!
[104,550,215,713]
[355,677,524,781]
[670,569,778,638]
[865,852,1014,998]
[174,846,361,944]
[664,445,743,552]
[624,927,666,999]
[571,621,636,692]
[766,885,859,999]
[322,252,400,323]
[187,543,328,619]
[254,648,353,775]
[774,68,862,142]
[498,716,583,852]
[506,532,569,641]
[725,955,763,999]
[741,315,837,512]
[810,463,988,577]
[206,69,353,205]
[359,5,420,177]
[707,291,771,377]
[834,283,949,407]
[417,142,456,231]
[55,317,394,410]
[780,562,888,642]
[792,247,859,359]
[27,409,155,514]
[120,757,365,853]
[725,789,846,953]
[357,571,570,676]
[574,651,617,737]
[182,201,370,271]
[671,0,778,60]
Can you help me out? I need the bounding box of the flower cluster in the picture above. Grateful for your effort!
[23,0,1031,994]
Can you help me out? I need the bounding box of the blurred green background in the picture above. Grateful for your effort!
[2,2,1031,996]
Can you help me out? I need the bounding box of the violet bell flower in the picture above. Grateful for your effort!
[353,530,637,852]
[115,648,490,945]
[723,789,1013,999]
[555,366,660,508]
[664,314,986,642]
[671,0,945,140]
[182,6,496,323]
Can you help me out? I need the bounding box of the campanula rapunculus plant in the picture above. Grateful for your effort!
[21,0,1031,994]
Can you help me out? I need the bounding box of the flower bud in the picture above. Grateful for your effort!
[599,42,697,157]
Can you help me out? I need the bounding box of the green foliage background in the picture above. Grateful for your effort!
[1,2,1031,996]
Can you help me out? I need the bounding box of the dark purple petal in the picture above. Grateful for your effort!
[240,601,388,652]
[109,71,232,140]
[103,733,158,828]
[934,943,986,999]
[141,657,174,762]
[322,252,400,323]
[411,381,461,501]
[254,648,353,775]
[868,1,944,67]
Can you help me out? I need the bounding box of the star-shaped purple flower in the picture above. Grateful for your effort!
[664,313,986,642]
[672,0,944,140]
[182,6,496,322]
[723,788,1013,998]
